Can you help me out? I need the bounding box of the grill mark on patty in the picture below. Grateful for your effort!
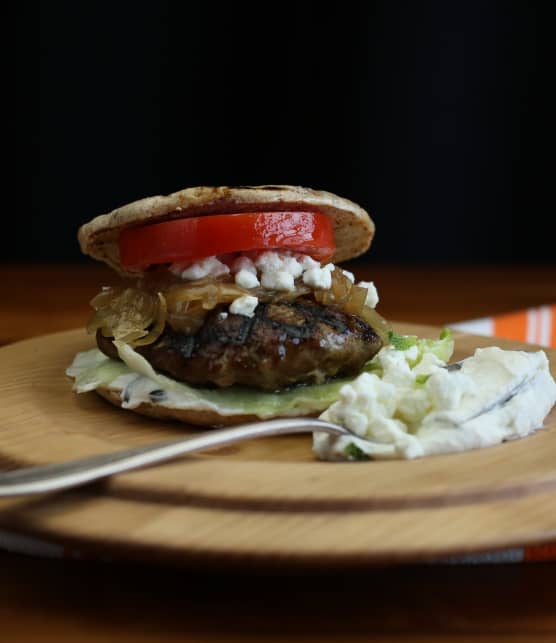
[262,302,315,340]
[200,312,257,346]
[164,333,195,359]
[291,302,350,333]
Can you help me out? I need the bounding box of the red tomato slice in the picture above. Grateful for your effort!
[119,211,336,268]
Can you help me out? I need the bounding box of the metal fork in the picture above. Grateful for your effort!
[0,418,350,497]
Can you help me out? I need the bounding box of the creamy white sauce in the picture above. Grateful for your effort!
[314,346,556,460]
[111,342,234,412]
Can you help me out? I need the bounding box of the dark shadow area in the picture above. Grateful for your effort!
[15,2,555,263]
[1,551,555,639]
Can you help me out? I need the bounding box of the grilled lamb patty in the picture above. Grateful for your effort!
[97,298,382,390]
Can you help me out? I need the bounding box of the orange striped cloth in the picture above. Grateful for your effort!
[449,305,556,563]
[450,305,556,348]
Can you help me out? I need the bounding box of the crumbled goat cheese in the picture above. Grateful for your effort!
[171,257,230,280]
[255,251,304,290]
[261,270,295,292]
[357,280,379,308]
[235,269,260,289]
[231,256,257,275]
[171,252,381,307]
[229,295,259,317]
[301,255,321,271]
[342,270,355,283]
[303,263,335,290]
[254,251,290,273]
[258,251,305,276]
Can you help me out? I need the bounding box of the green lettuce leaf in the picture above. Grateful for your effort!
[388,328,454,364]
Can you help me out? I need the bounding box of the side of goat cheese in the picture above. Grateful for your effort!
[314,344,556,461]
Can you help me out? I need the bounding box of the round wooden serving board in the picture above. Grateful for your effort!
[0,325,555,567]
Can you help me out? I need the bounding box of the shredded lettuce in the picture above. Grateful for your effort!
[415,374,431,385]
[388,332,418,351]
[389,329,454,364]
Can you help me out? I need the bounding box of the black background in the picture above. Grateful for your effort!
[15,2,555,264]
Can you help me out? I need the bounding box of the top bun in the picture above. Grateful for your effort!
[78,185,375,276]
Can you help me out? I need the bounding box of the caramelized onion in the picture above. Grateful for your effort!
[132,293,167,346]
[164,282,249,333]
[343,285,367,314]
[164,283,248,309]
[167,300,209,334]
[359,306,391,344]
[330,268,352,301]
[254,285,312,303]
[311,269,391,342]
[314,268,352,307]
[87,269,392,348]
[87,287,164,347]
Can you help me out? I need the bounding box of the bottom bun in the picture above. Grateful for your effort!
[96,387,306,428]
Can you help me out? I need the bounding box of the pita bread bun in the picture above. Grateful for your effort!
[96,386,318,428]
[78,185,375,275]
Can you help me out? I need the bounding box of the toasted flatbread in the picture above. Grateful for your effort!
[78,185,375,275]
[96,386,318,428]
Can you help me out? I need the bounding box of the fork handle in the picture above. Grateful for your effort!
[0,418,347,497]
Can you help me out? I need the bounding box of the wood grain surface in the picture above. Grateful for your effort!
[1,263,555,642]
[0,325,555,567]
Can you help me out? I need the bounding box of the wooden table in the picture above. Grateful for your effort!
[1,263,555,642]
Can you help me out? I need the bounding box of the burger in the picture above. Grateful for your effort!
[67,185,391,426]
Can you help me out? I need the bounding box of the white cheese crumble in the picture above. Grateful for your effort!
[229,294,258,317]
[342,269,355,283]
[302,263,335,289]
[235,269,260,289]
[231,256,257,275]
[357,280,379,308]
[300,255,321,271]
[254,251,303,278]
[170,256,229,280]
[261,270,295,292]
[169,250,382,313]
[255,251,304,291]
